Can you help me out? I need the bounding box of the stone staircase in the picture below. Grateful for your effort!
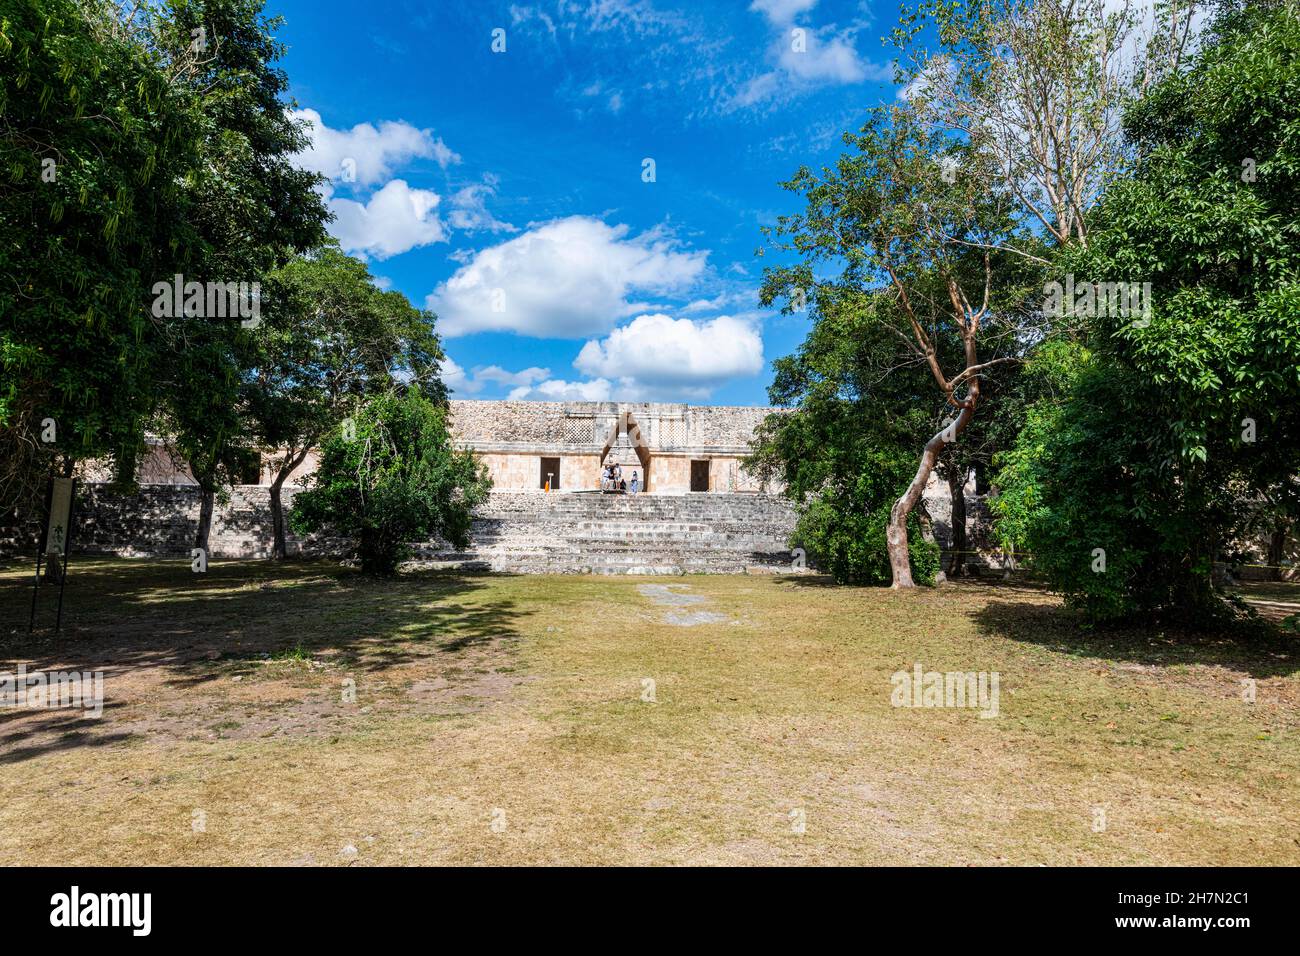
[414,491,798,574]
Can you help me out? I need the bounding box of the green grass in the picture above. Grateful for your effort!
[0,558,1297,865]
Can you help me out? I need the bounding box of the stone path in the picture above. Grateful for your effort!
[637,583,728,626]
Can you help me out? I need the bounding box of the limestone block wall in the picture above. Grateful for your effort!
[448,400,780,494]
[476,452,604,491]
[448,401,569,444]
[686,405,774,448]
[33,484,351,560]
[448,400,782,451]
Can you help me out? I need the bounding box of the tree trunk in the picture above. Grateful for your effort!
[358,524,397,575]
[1268,526,1288,582]
[947,467,968,577]
[270,472,288,560]
[195,486,215,554]
[269,448,311,561]
[888,406,974,588]
[42,548,64,583]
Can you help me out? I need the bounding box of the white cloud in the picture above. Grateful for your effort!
[731,11,890,110]
[330,179,447,260]
[426,216,708,338]
[572,312,764,400]
[291,108,459,187]
[476,365,551,388]
[439,356,474,394]
[779,30,872,83]
[734,30,888,107]
[750,0,818,25]
[508,377,614,402]
[576,79,626,115]
[447,176,517,234]
[441,358,550,396]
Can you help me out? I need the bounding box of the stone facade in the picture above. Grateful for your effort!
[447,400,776,494]
[69,484,349,559]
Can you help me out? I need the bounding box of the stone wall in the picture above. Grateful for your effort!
[447,400,782,452]
[0,485,349,562]
[0,477,1012,576]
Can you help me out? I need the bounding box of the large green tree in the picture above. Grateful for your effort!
[761,105,1037,586]
[146,0,328,552]
[248,244,445,560]
[0,0,327,558]
[290,387,490,575]
[993,0,1300,622]
[1,0,204,513]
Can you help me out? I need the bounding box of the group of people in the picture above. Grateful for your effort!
[601,462,640,494]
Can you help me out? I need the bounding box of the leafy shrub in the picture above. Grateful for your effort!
[290,387,490,574]
[795,492,939,586]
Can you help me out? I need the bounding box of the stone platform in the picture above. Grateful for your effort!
[26,485,799,575]
[415,491,799,575]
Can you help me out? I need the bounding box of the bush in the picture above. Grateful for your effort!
[290,387,490,574]
[795,494,939,586]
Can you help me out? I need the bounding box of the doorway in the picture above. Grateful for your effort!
[540,457,560,490]
[690,459,710,492]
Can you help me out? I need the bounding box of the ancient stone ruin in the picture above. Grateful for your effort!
[446,400,776,494]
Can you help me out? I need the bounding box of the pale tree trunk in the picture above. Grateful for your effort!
[883,250,997,589]
[269,448,311,561]
[947,466,968,577]
[195,486,215,554]
[887,405,972,588]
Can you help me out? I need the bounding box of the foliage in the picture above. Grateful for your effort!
[247,243,443,557]
[0,0,204,509]
[0,0,327,530]
[993,1,1300,621]
[249,243,444,459]
[148,0,329,519]
[746,291,943,585]
[289,387,491,575]
[892,0,1198,247]
[758,103,1039,585]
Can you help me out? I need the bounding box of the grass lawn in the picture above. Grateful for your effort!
[1,557,1298,866]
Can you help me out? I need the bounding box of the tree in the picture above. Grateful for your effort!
[993,0,1300,621]
[145,0,328,552]
[0,0,205,516]
[893,0,1201,251]
[746,290,942,585]
[248,244,445,559]
[761,105,1037,587]
[289,387,490,575]
[0,0,327,558]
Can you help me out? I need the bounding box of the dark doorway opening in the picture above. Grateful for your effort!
[690,459,710,492]
[540,457,560,490]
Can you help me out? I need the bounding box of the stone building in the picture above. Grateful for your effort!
[447,400,777,494]
[83,400,780,495]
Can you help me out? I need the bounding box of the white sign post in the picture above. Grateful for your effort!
[28,476,76,632]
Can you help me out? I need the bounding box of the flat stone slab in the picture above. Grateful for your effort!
[638,583,728,626]
[663,609,728,626]
[637,584,708,606]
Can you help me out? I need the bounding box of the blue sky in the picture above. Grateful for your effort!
[274,0,905,406]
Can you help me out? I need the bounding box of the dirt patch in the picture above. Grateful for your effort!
[0,561,526,759]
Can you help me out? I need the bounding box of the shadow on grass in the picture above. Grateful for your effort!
[0,558,529,762]
[0,704,135,766]
[972,599,1300,680]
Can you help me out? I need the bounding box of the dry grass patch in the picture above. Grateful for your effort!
[1,559,1297,865]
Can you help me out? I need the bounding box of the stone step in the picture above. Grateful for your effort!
[423,490,800,573]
